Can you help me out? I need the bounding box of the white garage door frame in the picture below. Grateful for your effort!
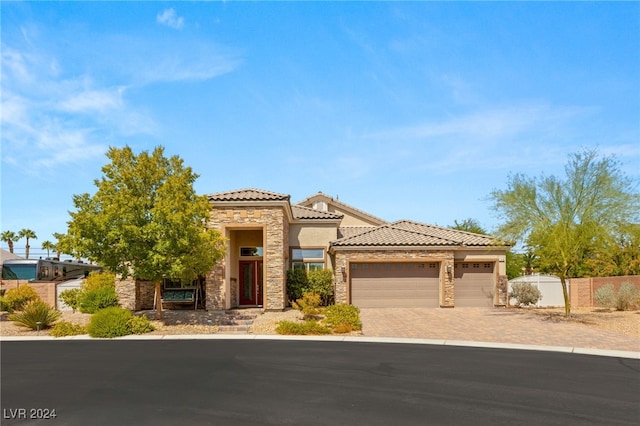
[349,261,443,308]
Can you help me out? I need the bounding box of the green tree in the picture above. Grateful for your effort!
[582,223,640,276]
[1,231,18,254]
[449,218,487,234]
[490,149,640,316]
[18,229,37,259]
[62,146,226,319]
[41,240,56,258]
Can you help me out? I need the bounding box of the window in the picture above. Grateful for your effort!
[291,248,325,271]
[240,247,263,257]
[484,263,493,269]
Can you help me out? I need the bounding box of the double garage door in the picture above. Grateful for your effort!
[351,262,440,308]
[350,261,496,308]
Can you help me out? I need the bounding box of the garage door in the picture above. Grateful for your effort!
[454,262,495,307]
[350,262,440,308]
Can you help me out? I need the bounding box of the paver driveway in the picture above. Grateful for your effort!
[359,307,640,352]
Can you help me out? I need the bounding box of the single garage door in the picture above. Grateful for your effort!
[350,262,440,308]
[454,262,495,307]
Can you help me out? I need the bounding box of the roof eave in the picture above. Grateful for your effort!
[330,245,461,252]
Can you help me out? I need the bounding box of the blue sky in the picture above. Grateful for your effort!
[2,1,639,257]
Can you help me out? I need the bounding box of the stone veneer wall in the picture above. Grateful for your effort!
[115,276,136,310]
[116,277,156,311]
[333,250,456,307]
[207,206,288,311]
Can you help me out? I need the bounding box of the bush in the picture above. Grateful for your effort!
[286,269,335,306]
[616,282,640,311]
[127,315,156,334]
[324,304,362,332]
[86,306,132,338]
[78,286,119,314]
[59,288,82,313]
[82,271,116,292]
[8,300,60,330]
[594,284,617,309]
[510,282,542,307]
[50,321,87,337]
[275,320,331,335]
[286,269,308,302]
[3,285,40,312]
[307,269,334,305]
[292,292,322,319]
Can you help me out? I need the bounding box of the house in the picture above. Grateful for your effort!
[117,189,510,311]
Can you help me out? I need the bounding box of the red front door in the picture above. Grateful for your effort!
[239,260,263,306]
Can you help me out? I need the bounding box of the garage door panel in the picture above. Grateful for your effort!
[454,262,495,307]
[350,262,440,308]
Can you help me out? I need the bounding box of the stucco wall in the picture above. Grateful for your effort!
[289,223,337,248]
[454,250,508,276]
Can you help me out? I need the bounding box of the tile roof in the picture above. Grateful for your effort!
[291,205,343,220]
[338,227,378,239]
[331,220,508,248]
[208,188,290,203]
[391,220,504,246]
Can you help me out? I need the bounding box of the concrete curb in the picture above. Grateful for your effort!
[1,334,638,359]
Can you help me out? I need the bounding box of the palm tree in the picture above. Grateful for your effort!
[41,240,56,258]
[18,229,37,259]
[53,232,66,259]
[1,230,18,254]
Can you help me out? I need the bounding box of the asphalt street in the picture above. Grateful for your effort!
[1,340,638,425]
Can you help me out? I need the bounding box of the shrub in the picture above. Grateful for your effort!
[307,269,334,305]
[3,285,40,312]
[127,315,156,334]
[286,269,308,302]
[275,320,331,335]
[616,282,640,311]
[0,297,10,312]
[50,321,87,337]
[86,306,132,338]
[59,288,82,313]
[594,284,617,309]
[324,304,362,332]
[78,286,119,314]
[8,300,60,330]
[510,282,542,307]
[82,271,116,292]
[292,292,322,319]
[286,269,335,306]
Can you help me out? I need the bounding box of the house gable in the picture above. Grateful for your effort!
[296,192,386,227]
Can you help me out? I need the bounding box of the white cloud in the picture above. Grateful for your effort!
[157,8,184,30]
[1,42,155,174]
[58,88,124,113]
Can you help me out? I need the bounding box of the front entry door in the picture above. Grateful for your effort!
[239,260,263,306]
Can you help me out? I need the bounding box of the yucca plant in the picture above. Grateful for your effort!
[9,300,60,330]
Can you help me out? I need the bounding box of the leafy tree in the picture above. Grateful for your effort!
[1,231,18,254]
[61,146,226,318]
[18,229,37,259]
[449,218,487,234]
[490,149,640,316]
[582,223,640,276]
[41,240,56,258]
